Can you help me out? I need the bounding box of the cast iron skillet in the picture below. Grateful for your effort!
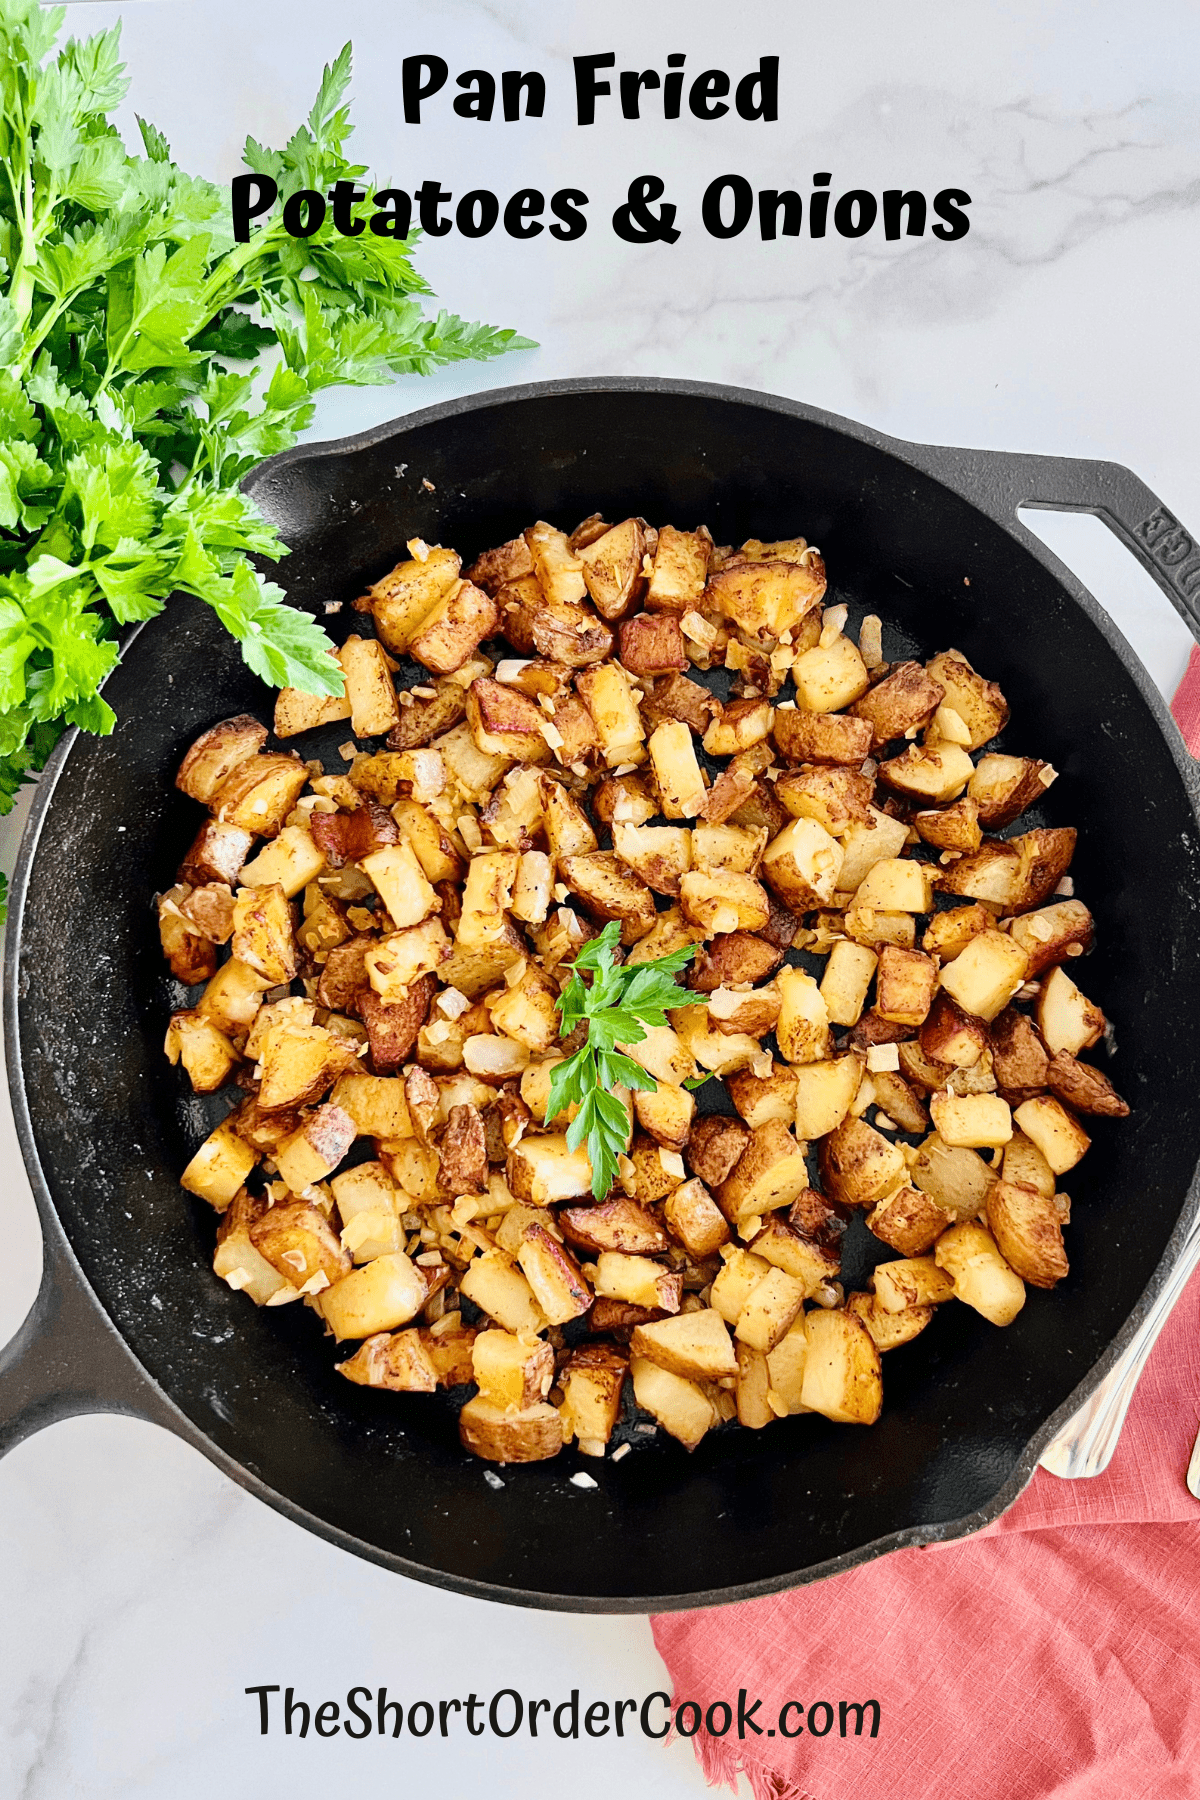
[2,378,1200,1613]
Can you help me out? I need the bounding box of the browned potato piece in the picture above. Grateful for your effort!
[165,1010,239,1092]
[773,708,872,766]
[274,1102,356,1193]
[337,1329,439,1393]
[619,612,688,677]
[939,931,1029,1024]
[1011,827,1077,913]
[819,1116,906,1208]
[631,1357,715,1450]
[850,661,945,747]
[751,1213,840,1296]
[687,932,782,993]
[873,1255,956,1312]
[990,1007,1050,1102]
[459,1395,564,1463]
[577,517,647,620]
[664,1176,731,1256]
[249,1199,351,1291]
[560,851,657,945]
[867,1184,953,1256]
[489,963,560,1055]
[339,634,400,736]
[181,1118,259,1209]
[1008,900,1095,977]
[595,1251,682,1314]
[177,714,268,804]
[934,1222,1025,1325]
[633,1081,695,1151]
[733,1342,774,1429]
[868,1070,929,1134]
[214,753,309,838]
[968,753,1054,828]
[559,1197,669,1256]
[1012,1095,1091,1174]
[539,774,599,862]
[686,1115,750,1189]
[726,1062,798,1130]
[792,1055,864,1140]
[874,946,938,1027]
[1037,965,1106,1056]
[369,546,462,652]
[641,670,720,738]
[913,798,983,854]
[925,651,1010,750]
[631,1309,737,1381]
[507,1133,594,1204]
[846,1291,933,1351]
[799,1309,882,1424]
[410,578,501,675]
[258,1024,358,1111]
[717,1120,810,1223]
[465,677,552,763]
[706,557,825,640]
[470,1328,556,1410]
[465,535,534,595]
[647,524,713,610]
[679,871,771,936]
[920,991,989,1068]
[986,1181,1069,1289]
[558,1343,628,1453]
[735,1266,806,1353]
[702,698,774,758]
[774,766,873,835]
[386,681,468,751]
[878,742,974,804]
[359,976,437,1072]
[922,903,993,962]
[180,819,254,888]
[1046,1051,1128,1118]
[611,823,692,898]
[761,817,844,911]
[929,1090,1013,1149]
[530,592,614,668]
[909,1133,994,1220]
[158,889,218,985]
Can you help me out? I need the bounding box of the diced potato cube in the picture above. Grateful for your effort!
[664,1177,731,1257]
[761,817,844,911]
[818,1115,906,1208]
[180,1118,259,1210]
[507,1134,595,1204]
[879,743,974,803]
[631,1309,738,1381]
[792,1055,863,1141]
[339,634,400,736]
[716,1120,810,1223]
[1012,1095,1091,1175]
[318,1250,427,1341]
[872,1256,956,1312]
[1036,965,1106,1056]
[649,720,707,818]
[986,1181,1069,1289]
[631,1357,716,1450]
[238,825,326,898]
[935,1222,1026,1325]
[938,931,1029,1023]
[231,882,297,984]
[775,966,831,1065]
[820,940,878,1027]
[460,1247,548,1333]
[735,1266,806,1352]
[516,1225,592,1324]
[459,1395,563,1463]
[558,1345,628,1452]
[853,859,935,913]
[594,1251,682,1313]
[471,1328,556,1410]
[765,1317,810,1412]
[929,1091,1013,1149]
[799,1309,882,1424]
[576,662,646,767]
[792,636,871,712]
[874,946,938,1027]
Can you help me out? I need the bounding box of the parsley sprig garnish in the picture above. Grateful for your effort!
[0,3,533,830]
[546,922,707,1201]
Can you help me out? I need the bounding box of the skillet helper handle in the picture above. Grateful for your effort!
[0,1214,174,1457]
[903,443,1200,652]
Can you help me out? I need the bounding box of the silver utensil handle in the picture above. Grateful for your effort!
[1039,1209,1200,1479]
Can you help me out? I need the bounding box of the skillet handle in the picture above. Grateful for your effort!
[902,444,1200,650]
[0,1210,176,1458]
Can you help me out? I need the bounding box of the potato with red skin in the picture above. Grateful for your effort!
[309,801,398,869]
[618,612,689,676]
[359,975,438,1072]
[850,661,944,747]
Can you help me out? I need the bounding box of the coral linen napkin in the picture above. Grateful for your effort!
[648,660,1200,1800]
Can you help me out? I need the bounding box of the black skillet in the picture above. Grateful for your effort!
[3,378,1199,1613]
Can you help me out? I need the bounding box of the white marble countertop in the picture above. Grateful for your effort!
[2,1,1199,1793]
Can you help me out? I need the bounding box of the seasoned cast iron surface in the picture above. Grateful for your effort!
[14,387,1200,1604]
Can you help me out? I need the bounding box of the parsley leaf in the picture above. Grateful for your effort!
[0,3,536,874]
[547,922,707,1200]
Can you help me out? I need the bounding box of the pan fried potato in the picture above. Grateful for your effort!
[934,1221,1026,1326]
[164,513,1125,1466]
[800,1309,882,1424]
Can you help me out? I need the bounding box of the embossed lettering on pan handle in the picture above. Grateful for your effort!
[899,444,1200,651]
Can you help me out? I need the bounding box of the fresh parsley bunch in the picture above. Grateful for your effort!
[0,0,532,819]
[546,922,709,1201]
